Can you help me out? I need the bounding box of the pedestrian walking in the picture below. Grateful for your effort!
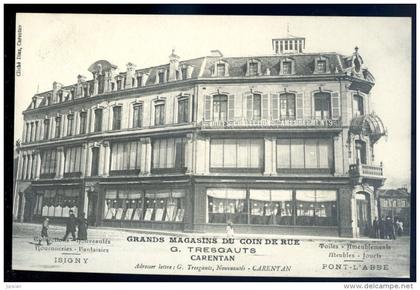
[385,216,396,240]
[226,220,234,238]
[378,216,385,239]
[62,210,77,241]
[77,212,88,240]
[38,217,51,245]
[372,217,380,238]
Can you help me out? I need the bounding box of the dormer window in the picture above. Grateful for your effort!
[317,60,327,73]
[137,74,142,87]
[213,60,229,77]
[181,67,188,80]
[116,78,122,90]
[217,64,225,77]
[158,71,165,83]
[280,58,295,75]
[283,61,292,75]
[314,56,330,74]
[248,62,258,76]
[246,59,261,77]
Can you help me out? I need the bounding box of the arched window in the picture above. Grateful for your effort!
[353,95,364,116]
[279,93,296,119]
[314,92,331,120]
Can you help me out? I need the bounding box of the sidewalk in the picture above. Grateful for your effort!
[13,221,410,242]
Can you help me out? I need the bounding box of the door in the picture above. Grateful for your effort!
[356,193,371,236]
[87,191,99,226]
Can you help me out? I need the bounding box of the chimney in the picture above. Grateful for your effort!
[52,81,63,103]
[210,50,223,57]
[125,62,136,89]
[168,49,180,81]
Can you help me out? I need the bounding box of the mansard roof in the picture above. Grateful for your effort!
[27,50,373,111]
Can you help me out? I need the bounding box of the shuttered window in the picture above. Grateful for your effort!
[133,104,143,128]
[314,92,331,120]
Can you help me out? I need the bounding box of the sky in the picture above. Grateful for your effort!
[14,14,412,189]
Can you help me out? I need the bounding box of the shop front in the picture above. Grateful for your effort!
[26,182,84,224]
[191,180,349,237]
[96,182,191,232]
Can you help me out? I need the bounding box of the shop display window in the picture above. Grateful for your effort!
[207,188,247,224]
[296,190,337,226]
[38,188,79,217]
[249,189,293,225]
[104,188,185,222]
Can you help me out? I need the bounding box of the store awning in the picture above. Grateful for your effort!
[350,114,386,143]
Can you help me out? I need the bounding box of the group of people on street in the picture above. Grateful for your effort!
[372,216,404,240]
[38,210,89,245]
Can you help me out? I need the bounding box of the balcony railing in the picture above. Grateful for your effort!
[349,163,384,179]
[200,118,341,130]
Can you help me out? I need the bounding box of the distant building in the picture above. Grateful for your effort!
[14,35,386,237]
[378,188,411,234]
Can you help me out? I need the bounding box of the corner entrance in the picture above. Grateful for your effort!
[355,192,371,237]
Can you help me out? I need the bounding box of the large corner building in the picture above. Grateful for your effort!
[14,36,387,238]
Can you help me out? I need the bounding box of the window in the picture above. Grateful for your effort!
[94,109,103,132]
[110,141,142,175]
[83,86,89,97]
[207,188,247,224]
[210,139,264,171]
[40,149,57,178]
[154,103,165,126]
[353,95,364,116]
[279,93,295,119]
[250,189,293,225]
[152,137,186,172]
[181,67,188,80]
[283,61,292,75]
[276,138,333,173]
[79,112,87,134]
[132,104,143,128]
[34,121,39,141]
[296,190,337,226]
[29,122,34,142]
[317,60,327,73]
[64,146,82,177]
[178,98,189,123]
[213,95,228,121]
[43,119,50,140]
[55,117,61,138]
[116,79,122,91]
[144,190,185,222]
[216,63,225,77]
[91,147,100,176]
[314,92,331,120]
[104,189,143,221]
[206,188,337,226]
[158,71,165,83]
[67,114,74,136]
[112,106,122,130]
[247,94,262,120]
[136,75,142,87]
[355,140,367,165]
[36,188,80,217]
[248,62,258,76]
[25,123,30,143]
[98,74,105,94]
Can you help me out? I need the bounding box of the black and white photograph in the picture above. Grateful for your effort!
[4,5,416,283]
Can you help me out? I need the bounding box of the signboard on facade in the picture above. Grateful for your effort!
[200,119,341,129]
